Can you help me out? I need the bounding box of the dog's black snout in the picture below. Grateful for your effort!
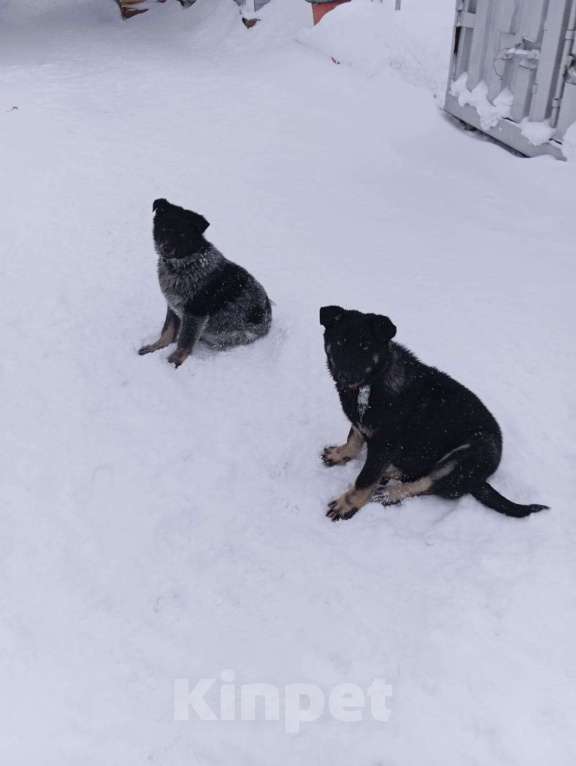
[153,198,169,213]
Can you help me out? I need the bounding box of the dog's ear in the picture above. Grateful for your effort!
[189,210,210,234]
[320,305,345,328]
[153,198,169,213]
[368,314,397,343]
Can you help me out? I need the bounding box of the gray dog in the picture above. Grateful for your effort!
[139,199,272,368]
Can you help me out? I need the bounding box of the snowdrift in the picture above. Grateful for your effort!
[297,0,455,93]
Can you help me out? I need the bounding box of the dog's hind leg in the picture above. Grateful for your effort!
[322,427,365,467]
[427,436,545,517]
[374,475,435,506]
[374,442,489,506]
[139,307,180,356]
[167,313,208,368]
[432,436,500,500]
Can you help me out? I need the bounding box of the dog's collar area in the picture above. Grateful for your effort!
[160,248,213,272]
[160,246,211,262]
[336,381,362,392]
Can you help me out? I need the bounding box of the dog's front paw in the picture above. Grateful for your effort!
[326,492,360,522]
[167,349,188,368]
[138,344,155,356]
[322,445,352,467]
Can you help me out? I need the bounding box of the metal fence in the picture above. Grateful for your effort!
[444,0,576,158]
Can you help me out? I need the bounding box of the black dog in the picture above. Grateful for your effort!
[139,199,272,368]
[320,306,548,522]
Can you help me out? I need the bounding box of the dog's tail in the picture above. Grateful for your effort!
[471,482,548,518]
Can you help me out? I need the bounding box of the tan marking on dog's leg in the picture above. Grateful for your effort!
[138,313,179,356]
[322,428,365,466]
[326,483,376,521]
[139,325,177,354]
[378,476,434,505]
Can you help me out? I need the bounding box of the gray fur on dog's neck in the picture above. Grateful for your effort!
[156,240,223,270]
[157,243,224,284]
[156,241,225,317]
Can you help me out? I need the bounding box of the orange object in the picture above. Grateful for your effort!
[311,0,351,25]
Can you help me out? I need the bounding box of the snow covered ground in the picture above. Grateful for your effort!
[1,1,575,763]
